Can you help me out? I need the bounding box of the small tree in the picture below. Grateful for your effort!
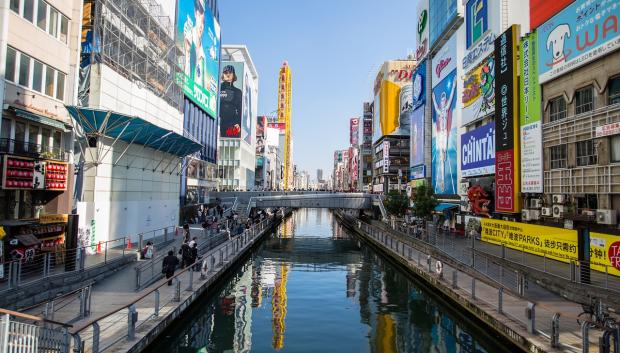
[384,190,409,217]
[412,184,438,221]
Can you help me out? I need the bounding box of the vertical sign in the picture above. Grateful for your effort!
[520,32,543,193]
[383,141,390,173]
[494,25,521,213]
[350,118,360,146]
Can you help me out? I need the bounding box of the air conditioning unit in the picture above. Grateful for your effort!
[596,209,618,225]
[552,194,565,204]
[541,207,552,217]
[552,205,564,218]
[522,209,540,221]
[530,199,543,209]
[582,209,596,217]
[522,210,531,221]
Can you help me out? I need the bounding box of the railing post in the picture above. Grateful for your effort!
[138,233,144,251]
[187,267,194,291]
[164,227,168,242]
[427,255,432,272]
[174,279,181,302]
[79,288,86,318]
[154,289,160,317]
[104,241,108,264]
[127,304,137,340]
[498,287,503,314]
[581,321,589,353]
[135,268,141,291]
[471,278,476,299]
[551,313,560,348]
[526,302,536,334]
[518,272,526,296]
[72,333,83,353]
[570,261,577,282]
[92,322,100,353]
[452,270,457,289]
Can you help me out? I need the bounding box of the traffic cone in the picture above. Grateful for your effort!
[126,238,132,250]
[97,241,102,254]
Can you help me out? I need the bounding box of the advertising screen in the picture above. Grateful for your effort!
[416,0,430,60]
[219,62,245,138]
[520,32,543,193]
[176,0,220,118]
[431,69,458,195]
[350,118,360,146]
[461,55,495,126]
[537,0,620,83]
[530,0,574,30]
[410,106,425,169]
[429,0,459,48]
[461,122,495,177]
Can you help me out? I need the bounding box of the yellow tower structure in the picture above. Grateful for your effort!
[278,61,293,190]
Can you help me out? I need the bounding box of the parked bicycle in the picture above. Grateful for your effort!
[577,298,617,330]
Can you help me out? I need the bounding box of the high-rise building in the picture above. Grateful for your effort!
[359,103,374,191]
[218,45,259,191]
[316,169,323,183]
[277,62,293,190]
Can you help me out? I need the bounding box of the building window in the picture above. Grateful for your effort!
[10,0,19,12]
[36,0,46,30]
[576,140,597,166]
[18,52,31,87]
[5,47,66,101]
[23,0,34,22]
[610,76,620,105]
[45,66,54,96]
[611,135,620,163]
[575,86,594,114]
[549,96,567,122]
[5,47,16,82]
[10,0,68,43]
[577,194,598,210]
[55,72,65,100]
[32,60,43,93]
[550,145,567,169]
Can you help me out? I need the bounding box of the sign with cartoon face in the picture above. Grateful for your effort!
[537,0,620,83]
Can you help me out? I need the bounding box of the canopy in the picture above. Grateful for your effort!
[65,106,201,157]
[434,203,459,212]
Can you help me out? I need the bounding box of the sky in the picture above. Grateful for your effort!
[219,0,417,179]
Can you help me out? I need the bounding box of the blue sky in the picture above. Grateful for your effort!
[219,0,417,178]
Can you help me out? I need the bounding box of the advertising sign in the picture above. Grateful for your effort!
[383,141,390,173]
[461,55,495,126]
[481,219,578,263]
[373,61,415,142]
[416,0,430,60]
[520,32,544,193]
[176,0,220,118]
[537,0,620,83]
[350,118,360,146]
[267,122,286,131]
[242,69,253,145]
[410,106,425,169]
[590,232,620,277]
[596,122,620,138]
[412,60,426,110]
[431,35,457,87]
[530,0,574,30]
[461,122,495,177]
[256,116,267,155]
[466,0,488,49]
[410,165,426,180]
[429,0,459,48]
[432,69,458,195]
[219,61,245,138]
[494,25,520,213]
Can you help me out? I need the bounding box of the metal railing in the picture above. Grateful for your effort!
[0,138,68,161]
[339,212,617,353]
[0,308,73,353]
[69,214,283,353]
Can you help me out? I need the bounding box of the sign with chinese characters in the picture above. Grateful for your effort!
[494,25,521,213]
[590,232,620,277]
[383,141,390,173]
[596,122,620,138]
[40,214,69,224]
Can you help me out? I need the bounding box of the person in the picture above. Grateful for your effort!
[179,241,192,268]
[219,64,243,137]
[183,224,191,243]
[432,76,456,194]
[189,236,198,248]
[162,250,179,285]
[190,242,199,271]
[142,241,154,260]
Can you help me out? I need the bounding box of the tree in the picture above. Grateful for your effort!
[384,190,409,217]
[411,184,438,220]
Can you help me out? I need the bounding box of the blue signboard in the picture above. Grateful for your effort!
[429,0,459,47]
[461,122,495,177]
[431,69,458,195]
[537,0,620,83]
[412,60,426,110]
[410,106,425,169]
[410,165,426,180]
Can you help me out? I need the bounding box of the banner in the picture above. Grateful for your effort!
[410,106,425,169]
[520,32,543,193]
[220,61,245,138]
[461,55,495,126]
[481,219,578,263]
[494,25,521,213]
[461,122,495,177]
[176,0,220,117]
[537,0,620,83]
[350,118,360,146]
[431,69,458,195]
[590,232,620,277]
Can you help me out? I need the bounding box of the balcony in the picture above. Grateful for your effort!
[543,165,620,195]
[543,103,620,145]
[0,138,68,162]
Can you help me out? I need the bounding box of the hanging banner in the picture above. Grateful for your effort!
[520,32,543,193]
[494,25,521,213]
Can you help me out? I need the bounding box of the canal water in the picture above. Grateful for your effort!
[150,209,514,353]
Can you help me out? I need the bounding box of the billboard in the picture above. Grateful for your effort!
[412,60,426,110]
[530,0,574,30]
[242,68,253,145]
[383,141,390,173]
[520,32,543,193]
[466,0,489,49]
[176,0,220,118]
[410,106,425,169]
[429,0,459,48]
[461,55,495,126]
[256,116,267,155]
[537,0,620,83]
[494,25,520,213]
[220,61,245,138]
[373,61,415,142]
[350,118,360,146]
[431,69,458,195]
[416,0,430,60]
[461,122,495,177]
[431,35,457,88]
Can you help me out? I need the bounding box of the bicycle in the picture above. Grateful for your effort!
[577,299,617,330]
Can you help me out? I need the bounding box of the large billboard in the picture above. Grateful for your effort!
[416,0,430,60]
[538,0,620,83]
[256,116,267,155]
[176,0,220,118]
[431,35,457,88]
[242,68,253,145]
[412,60,426,110]
[429,0,459,48]
[410,106,425,169]
[461,55,495,126]
[530,0,574,30]
[431,69,458,195]
[373,61,415,142]
[461,122,495,177]
[494,25,520,213]
[219,62,245,138]
[350,118,360,146]
[520,32,543,193]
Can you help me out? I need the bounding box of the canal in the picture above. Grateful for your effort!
[150,209,514,353]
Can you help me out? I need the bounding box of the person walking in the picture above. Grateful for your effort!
[179,241,192,268]
[183,224,191,243]
[190,242,199,271]
[162,250,179,285]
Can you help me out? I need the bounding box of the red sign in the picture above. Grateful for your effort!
[267,122,286,131]
[495,150,515,212]
[530,0,574,29]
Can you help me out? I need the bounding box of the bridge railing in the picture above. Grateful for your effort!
[0,308,73,353]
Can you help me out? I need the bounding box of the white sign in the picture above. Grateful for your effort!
[383,141,390,173]
[521,121,543,193]
[415,0,429,61]
[596,122,620,138]
[431,34,457,88]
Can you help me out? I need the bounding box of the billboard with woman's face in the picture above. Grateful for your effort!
[219,62,245,138]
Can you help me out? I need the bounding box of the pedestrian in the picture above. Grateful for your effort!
[183,224,190,243]
[189,236,198,248]
[142,241,154,259]
[190,242,199,271]
[179,241,192,268]
[162,250,179,285]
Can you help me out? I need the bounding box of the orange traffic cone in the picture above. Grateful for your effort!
[126,238,132,250]
[97,241,102,254]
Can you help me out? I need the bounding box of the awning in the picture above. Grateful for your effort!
[65,106,202,157]
[11,107,70,131]
[16,234,41,247]
[434,203,459,212]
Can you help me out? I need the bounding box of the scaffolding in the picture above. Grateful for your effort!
[82,0,183,111]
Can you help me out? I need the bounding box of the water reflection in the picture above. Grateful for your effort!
[151,209,511,353]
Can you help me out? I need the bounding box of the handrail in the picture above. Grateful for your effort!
[0,308,73,328]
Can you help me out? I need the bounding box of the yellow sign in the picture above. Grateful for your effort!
[40,214,68,224]
[590,232,620,277]
[481,219,578,263]
[0,226,5,239]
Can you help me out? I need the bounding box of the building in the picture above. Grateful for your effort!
[277,62,293,190]
[359,103,374,191]
[316,169,323,183]
[218,45,259,191]
[68,0,211,242]
[254,115,267,190]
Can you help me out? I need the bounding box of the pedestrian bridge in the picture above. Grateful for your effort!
[247,192,377,210]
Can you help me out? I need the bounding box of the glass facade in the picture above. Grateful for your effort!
[429,0,458,47]
[183,98,217,164]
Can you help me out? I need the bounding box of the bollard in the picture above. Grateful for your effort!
[92,322,100,353]
[551,313,560,348]
[498,287,503,314]
[127,304,137,340]
[174,279,181,301]
[154,289,160,317]
[525,302,536,334]
[501,244,506,259]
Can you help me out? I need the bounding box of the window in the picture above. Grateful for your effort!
[45,66,54,96]
[549,96,567,122]
[576,86,594,114]
[577,194,598,210]
[1,119,12,140]
[15,122,26,142]
[550,144,567,169]
[610,76,620,105]
[55,72,65,101]
[32,60,43,93]
[5,47,16,82]
[52,130,61,151]
[60,15,68,43]
[49,7,58,37]
[576,140,597,166]
[23,0,34,22]
[41,128,50,149]
[28,125,38,145]
[10,0,19,13]
[37,0,47,30]
[18,53,31,87]
[611,135,620,163]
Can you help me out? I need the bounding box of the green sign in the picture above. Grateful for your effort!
[519,32,541,126]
